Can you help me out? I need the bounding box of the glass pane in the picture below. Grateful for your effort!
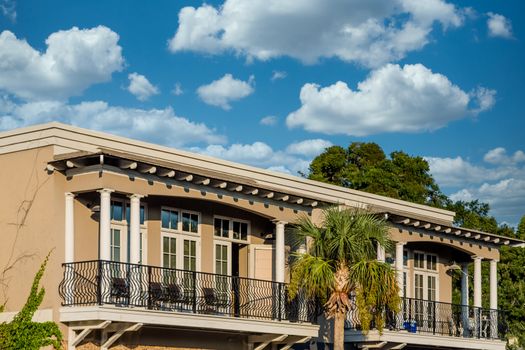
[214,219,221,236]
[111,202,123,221]
[240,223,248,240]
[184,240,189,255]
[222,245,227,258]
[216,261,221,274]
[190,214,198,233]
[222,220,229,237]
[114,247,120,262]
[170,238,176,254]
[403,250,408,266]
[161,209,170,228]
[190,241,196,255]
[170,211,178,230]
[125,204,130,223]
[170,255,176,268]
[140,206,145,224]
[113,229,120,245]
[233,221,240,239]
[163,237,169,253]
[215,244,221,258]
[182,213,190,232]
[163,253,169,267]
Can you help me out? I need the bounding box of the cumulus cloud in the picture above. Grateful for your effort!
[427,147,525,224]
[197,74,254,110]
[484,147,525,166]
[0,97,225,147]
[487,12,513,39]
[271,71,287,81]
[168,0,464,67]
[127,73,159,101]
[192,138,332,175]
[260,115,277,126]
[286,139,332,157]
[0,26,124,101]
[286,64,493,136]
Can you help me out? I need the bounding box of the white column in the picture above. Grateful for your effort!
[461,263,470,336]
[489,259,498,338]
[473,256,482,308]
[98,189,113,261]
[129,194,143,264]
[489,259,498,310]
[395,242,405,297]
[64,192,75,306]
[377,243,386,262]
[64,192,75,263]
[274,221,286,283]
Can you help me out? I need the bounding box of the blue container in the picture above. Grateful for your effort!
[409,321,418,333]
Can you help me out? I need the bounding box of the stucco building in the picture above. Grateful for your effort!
[0,123,521,350]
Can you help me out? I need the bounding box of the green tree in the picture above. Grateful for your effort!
[307,142,448,207]
[516,215,525,241]
[0,254,63,350]
[288,207,400,350]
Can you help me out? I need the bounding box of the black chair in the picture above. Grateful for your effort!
[111,277,129,304]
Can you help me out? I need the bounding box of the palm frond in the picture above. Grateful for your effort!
[289,253,335,302]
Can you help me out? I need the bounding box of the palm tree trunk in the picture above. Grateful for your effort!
[333,311,345,350]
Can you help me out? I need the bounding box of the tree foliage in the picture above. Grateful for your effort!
[0,254,63,350]
[289,207,400,350]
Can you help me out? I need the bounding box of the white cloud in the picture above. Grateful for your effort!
[286,63,493,136]
[1,0,16,22]
[0,97,225,147]
[172,82,183,96]
[197,74,254,110]
[127,73,159,101]
[484,147,525,166]
[260,115,277,126]
[450,179,525,224]
[426,156,505,187]
[286,139,332,157]
[271,71,287,81]
[192,138,332,175]
[487,12,513,39]
[0,26,124,101]
[168,0,464,67]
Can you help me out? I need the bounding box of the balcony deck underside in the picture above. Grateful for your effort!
[344,330,506,350]
[60,305,319,338]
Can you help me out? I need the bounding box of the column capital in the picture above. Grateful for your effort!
[396,241,406,246]
[65,192,76,198]
[97,188,114,194]
[128,193,145,200]
[472,255,484,261]
[272,220,287,226]
[490,258,499,263]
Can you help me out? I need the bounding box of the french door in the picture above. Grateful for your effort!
[414,272,438,329]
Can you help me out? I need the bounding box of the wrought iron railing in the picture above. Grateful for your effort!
[345,297,507,340]
[59,260,318,323]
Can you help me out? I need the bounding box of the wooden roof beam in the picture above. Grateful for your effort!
[157,169,175,177]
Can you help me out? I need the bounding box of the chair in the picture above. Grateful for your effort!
[111,277,129,304]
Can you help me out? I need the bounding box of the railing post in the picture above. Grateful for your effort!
[97,260,102,305]
[278,283,283,321]
[433,301,436,335]
[192,271,197,313]
[147,265,152,310]
[233,276,240,317]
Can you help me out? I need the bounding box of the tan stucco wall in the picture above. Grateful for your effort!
[0,146,65,323]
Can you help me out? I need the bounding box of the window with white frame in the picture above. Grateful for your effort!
[412,251,439,302]
[110,228,121,262]
[110,199,148,264]
[213,216,250,242]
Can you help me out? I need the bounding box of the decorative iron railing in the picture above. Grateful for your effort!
[345,297,507,340]
[59,260,318,323]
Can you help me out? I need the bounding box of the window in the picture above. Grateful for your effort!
[414,273,424,299]
[427,254,437,271]
[163,236,177,269]
[111,201,124,221]
[182,212,199,233]
[427,275,436,301]
[414,252,425,269]
[403,250,408,266]
[110,228,121,262]
[161,209,179,230]
[125,204,146,225]
[215,244,228,275]
[183,240,197,271]
[233,221,248,240]
[214,218,229,238]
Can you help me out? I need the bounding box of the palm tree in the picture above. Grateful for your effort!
[288,207,400,350]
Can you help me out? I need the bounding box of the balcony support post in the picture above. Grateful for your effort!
[473,256,483,338]
[64,192,75,305]
[98,189,114,261]
[395,242,405,297]
[129,194,143,264]
[490,259,499,338]
[273,221,286,283]
[377,243,386,262]
[461,263,469,337]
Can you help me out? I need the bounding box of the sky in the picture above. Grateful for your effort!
[0,0,524,226]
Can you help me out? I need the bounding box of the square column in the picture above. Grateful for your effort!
[128,194,143,264]
[64,192,75,263]
[273,221,286,283]
[395,242,405,297]
[98,189,114,261]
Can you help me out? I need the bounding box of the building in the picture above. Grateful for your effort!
[0,122,522,350]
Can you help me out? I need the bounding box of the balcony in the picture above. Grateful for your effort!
[59,260,318,324]
[346,297,507,345]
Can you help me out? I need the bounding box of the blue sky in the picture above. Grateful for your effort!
[0,0,524,225]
